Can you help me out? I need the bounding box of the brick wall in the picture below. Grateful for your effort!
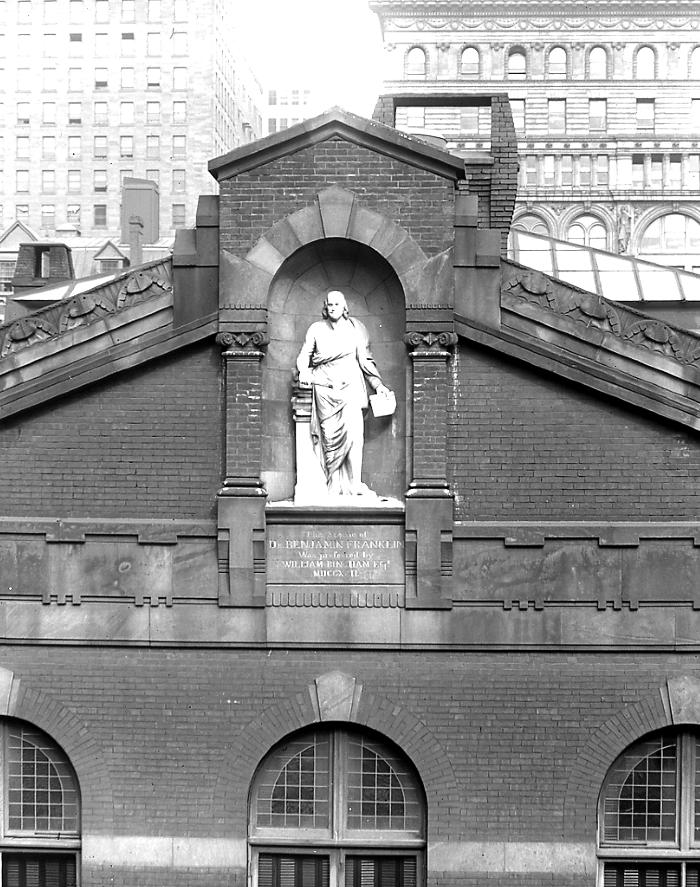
[0,342,222,519]
[3,645,698,886]
[219,137,455,258]
[449,341,700,520]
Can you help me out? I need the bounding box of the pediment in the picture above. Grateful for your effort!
[208,107,466,182]
[0,221,38,253]
[93,240,127,261]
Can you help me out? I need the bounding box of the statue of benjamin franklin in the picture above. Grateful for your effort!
[296,290,393,497]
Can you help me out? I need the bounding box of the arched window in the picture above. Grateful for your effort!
[639,213,700,269]
[405,47,426,77]
[547,47,567,78]
[691,46,700,79]
[507,48,527,80]
[636,46,656,79]
[567,215,608,249]
[0,719,80,886]
[598,729,700,886]
[589,46,608,79]
[513,214,550,237]
[250,727,425,887]
[460,47,480,77]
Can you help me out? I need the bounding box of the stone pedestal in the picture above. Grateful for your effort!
[292,383,328,504]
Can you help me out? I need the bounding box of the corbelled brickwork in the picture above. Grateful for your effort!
[0,343,222,520]
[450,341,700,520]
[218,137,455,258]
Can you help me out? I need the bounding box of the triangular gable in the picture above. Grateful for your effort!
[93,240,128,262]
[0,221,39,254]
[208,106,466,182]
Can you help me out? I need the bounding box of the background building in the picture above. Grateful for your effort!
[265,84,316,136]
[0,0,263,241]
[370,0,700,270]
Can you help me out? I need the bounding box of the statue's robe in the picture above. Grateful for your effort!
[297,317,382,494]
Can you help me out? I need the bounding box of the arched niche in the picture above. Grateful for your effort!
[263,238,407,503]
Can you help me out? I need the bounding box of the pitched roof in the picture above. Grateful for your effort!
[208,106,467,182]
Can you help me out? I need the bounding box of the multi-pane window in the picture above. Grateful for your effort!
[404,107,425,129]
[121,31,135,55]
[579,155,592,187]
[173,101,186,123]
[147,31,160,55]
[650,155,663,189]
[147,0,160,20]
[146,135,160,158]
[68,68,82,91]
[595,155,609,186]
[94,170,107,193]
[16,171,29,193]
[120,102,134,124]
[524,155,537,186]
[636,46,656,79]
[42,136,56,159]
[0,719,80,882]
[147,66,161,87]
[636,99,655,130]
[172,135,186,158]
[95,0,108,21]
[172,169,186,193]
[548,99,566,133]
[94,32,108,57]
[67,170,81,192]
[94,136,107,159]
[172,31,187,54]
[589,99,607,131]
[16,102,30,125]
[688,155,700,189]
[120,136,133,159]
[95,67,108,89]
[568,215,607,249]
[561,155,573,187]
[94,102,108,125]
[632,155,645,188]
[16,137,29,159]
[173,67,187,90]
[147,101,160,124]
[510,99,525,132]
[121,67,135,89]
[172,204,186,228]
[542,155,555,186]
[42,170,56,193]
[94,205,107,227]
[405,47,426,77]
[68,102,81,124]
[547,47,567,78]
[42,102,56,124]
[508,49,527,79]
[598,729,700,887]
[68,136,81,159]
[460,47,479,77]
[250,728,425,887]
[589,46,608,79]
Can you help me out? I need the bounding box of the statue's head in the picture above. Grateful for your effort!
[322,290,349,321]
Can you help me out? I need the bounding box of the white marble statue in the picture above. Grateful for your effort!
[296,290,393,497]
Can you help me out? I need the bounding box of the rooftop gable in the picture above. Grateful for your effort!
[208,106,467,182]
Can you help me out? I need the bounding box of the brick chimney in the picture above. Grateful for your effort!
[11,243,75,294]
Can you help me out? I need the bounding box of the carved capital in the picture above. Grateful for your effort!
[216,330,269,351]
[404,331,458,353]
[436,42,451,52]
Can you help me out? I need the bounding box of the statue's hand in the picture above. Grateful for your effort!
[298,369,313,387]
[375,384,392,398]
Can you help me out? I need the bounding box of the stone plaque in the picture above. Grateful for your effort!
[267,524,404,585]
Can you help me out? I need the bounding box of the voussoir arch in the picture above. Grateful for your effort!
[213,670,457,828]
[242,186,429,306]
[0,665,116,832]
[562,676,700,840]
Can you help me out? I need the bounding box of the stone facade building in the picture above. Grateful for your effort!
[0,101,697,887]
[370,0,700,270]
[0,0,263,240]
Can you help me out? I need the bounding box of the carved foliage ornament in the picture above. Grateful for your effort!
[504,268,700,368]
[0,270,172,359]
[404,331,458,351]
[216,331,270,350]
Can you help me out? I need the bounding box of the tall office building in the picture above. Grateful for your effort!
[370,0,700,271]
[0,0,263,240]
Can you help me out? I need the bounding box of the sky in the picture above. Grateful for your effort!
[234,0,385,117]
